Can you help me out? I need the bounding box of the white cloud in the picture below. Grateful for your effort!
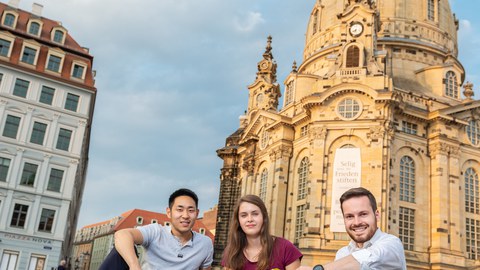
[234,11,265,32]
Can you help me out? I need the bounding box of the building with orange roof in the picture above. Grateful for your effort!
[0,0,96,269]
[73,209,213,270]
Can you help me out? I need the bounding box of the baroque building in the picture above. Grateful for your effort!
[214,0,480,269]
[0,0,96,269]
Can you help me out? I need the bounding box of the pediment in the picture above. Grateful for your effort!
[242,110,291,139]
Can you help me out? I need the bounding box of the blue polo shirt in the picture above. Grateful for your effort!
[137,223,213,270]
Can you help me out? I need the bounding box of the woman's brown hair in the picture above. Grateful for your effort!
[223,194,274,270]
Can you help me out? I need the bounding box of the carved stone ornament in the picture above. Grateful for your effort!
[309,126,327,140]
[429,142,460,158]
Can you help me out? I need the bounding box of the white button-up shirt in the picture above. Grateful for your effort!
[335,229,407,270]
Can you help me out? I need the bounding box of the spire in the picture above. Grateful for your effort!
[292,61,298,73]
[263,35,273,61]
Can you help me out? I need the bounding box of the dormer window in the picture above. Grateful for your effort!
[45,49,65,74]
[28,21,41,36]
[151,219,158,224]
[136,216,143,225]
[3,13,16,28]
[0,38,12,57]
[20,41,41,66]
[52,29,66,44]
[71,62,87,80]
[444,71,458,98]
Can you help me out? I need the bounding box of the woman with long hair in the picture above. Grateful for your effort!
[222,194,302,270]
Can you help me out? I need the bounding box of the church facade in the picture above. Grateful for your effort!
[214,0,480,269]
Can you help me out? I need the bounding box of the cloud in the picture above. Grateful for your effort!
[234,11,265,32]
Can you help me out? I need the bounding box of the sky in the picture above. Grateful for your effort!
[8,0,480,228]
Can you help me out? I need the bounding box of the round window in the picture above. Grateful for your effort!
[337,98,362,119]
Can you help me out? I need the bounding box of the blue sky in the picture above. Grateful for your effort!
[10,0,480,228]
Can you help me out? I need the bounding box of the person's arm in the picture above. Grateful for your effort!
[296,255,360,270]
[114,228,144,270]
[286,258,301,270]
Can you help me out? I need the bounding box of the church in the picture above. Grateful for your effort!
[214,0,480,269]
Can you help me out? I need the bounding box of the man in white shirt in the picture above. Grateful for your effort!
[297,187,407,270]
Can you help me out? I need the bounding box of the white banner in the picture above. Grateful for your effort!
[330,148,362,232]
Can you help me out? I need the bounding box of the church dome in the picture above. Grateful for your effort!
[304,0,458,61]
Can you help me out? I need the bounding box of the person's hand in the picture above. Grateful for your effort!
[296,267,313,270]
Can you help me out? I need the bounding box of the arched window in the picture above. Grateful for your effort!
[285,81,294,106]
[3,13,15,27]
[467,120,480,146]
[465,168,479,214]
[445,71,458,98]
[297,157,309,200]
[29,22,40,36]
[312,10,318,35]
[260,129,269,149]
[346,46,360,68]
[427,0,436,21]
[259,168,268,201]
[53,30,64,43]
[399,156,415,203]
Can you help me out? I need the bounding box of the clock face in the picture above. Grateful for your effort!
[349,23,363,37]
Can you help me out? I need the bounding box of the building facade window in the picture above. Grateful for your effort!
[297,157,309,200]
[72,64,85,79]
[30,122,47,145]
[46,54,62,72]
[38,209,55,232]
[0,250,19,269]
[467,120,480,146]
[312,10,318,35]
[346,46,360,68]
[2,115,21,139]
[56,128,72,151]
[295,204,306,244]
[300,125,308,137]
[28,22,40,36]
[0,38,11,57]
[337,98,361,119]
[402,121,418,135]
[10,203,29,228]
[285,81,294,106]
[445,71,458,98]
[13,78,30,98]
[466,218,480,260]
[427,0,436,21]
[20,163,38,187]
[0,157,11,181]
[65,93,79,112]
[28,255,46,270]
[47,168,64,192]
[399,156,415,203]
[21,47,37,65]
[465,168,479,214]
[39,86,55,105]
[53,30,64,43]
[399,207,415,251]
[259,168,268,202]
[260,129,269,149]
[3,13,15,27]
